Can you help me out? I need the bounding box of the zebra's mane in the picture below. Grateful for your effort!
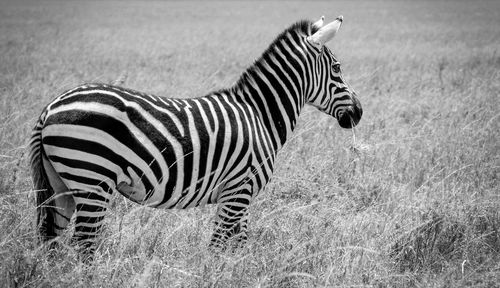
[230,19,317,93]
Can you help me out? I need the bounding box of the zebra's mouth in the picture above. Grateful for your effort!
[337,96,362,129]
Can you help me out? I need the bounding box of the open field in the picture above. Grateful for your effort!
[1,0,499,287]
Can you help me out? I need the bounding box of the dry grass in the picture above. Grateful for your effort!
[0,1,499,287]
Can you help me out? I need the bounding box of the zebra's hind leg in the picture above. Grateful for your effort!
[210,202,250,251]
[40,157,75,244]
[71,187,111,260]
[51,192,76,239]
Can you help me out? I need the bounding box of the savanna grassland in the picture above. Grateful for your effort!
[0,0,499,287]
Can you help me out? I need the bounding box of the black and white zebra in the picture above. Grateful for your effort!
[29,15,362,254]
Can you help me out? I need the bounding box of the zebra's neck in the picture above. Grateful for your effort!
[230,30,310,151]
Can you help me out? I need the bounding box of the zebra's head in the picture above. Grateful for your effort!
[305,16,362,129]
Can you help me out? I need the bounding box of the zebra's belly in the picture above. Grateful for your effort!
[115,175,222,209]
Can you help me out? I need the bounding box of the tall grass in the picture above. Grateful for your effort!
[0,1,499,287]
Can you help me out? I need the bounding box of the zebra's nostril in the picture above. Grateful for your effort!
[338,110,353,128]
[337,105,362,129]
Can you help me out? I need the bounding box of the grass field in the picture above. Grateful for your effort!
[1,0,499,287]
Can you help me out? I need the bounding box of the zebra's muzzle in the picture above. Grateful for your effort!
[337,96,362,129]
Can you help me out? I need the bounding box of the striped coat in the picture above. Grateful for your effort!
[29,16,362,254]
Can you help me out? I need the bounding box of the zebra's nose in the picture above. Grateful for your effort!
[338,95,362,129]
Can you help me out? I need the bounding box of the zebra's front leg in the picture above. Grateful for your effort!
[210,203,250,251]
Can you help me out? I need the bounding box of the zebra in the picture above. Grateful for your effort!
[29,15,362,255]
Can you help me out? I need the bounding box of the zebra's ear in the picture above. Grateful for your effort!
[312,16,325,30]
[307,15,343,46]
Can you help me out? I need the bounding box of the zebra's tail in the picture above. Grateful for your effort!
[28,109,56,241]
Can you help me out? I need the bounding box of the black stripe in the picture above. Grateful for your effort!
[75,226,100,234]
[48,155,117,184]
[76,203,105,213]
[59,172,112,195]
[75,215,104,224]
[331,94,351,106]
[72,191,109,203]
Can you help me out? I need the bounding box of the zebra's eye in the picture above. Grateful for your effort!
[332,63,341,73]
